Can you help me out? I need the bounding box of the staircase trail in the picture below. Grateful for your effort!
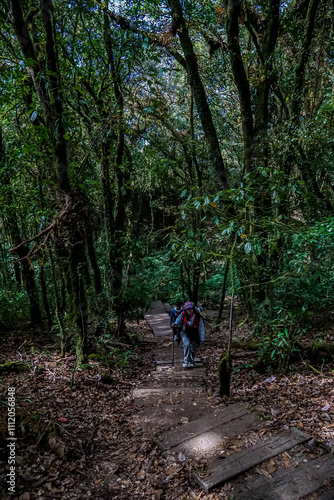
[131,301,334,499]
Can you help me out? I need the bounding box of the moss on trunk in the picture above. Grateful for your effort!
[0,361,30,373]
[218,353,231,397]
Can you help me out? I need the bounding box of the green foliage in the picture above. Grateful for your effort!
[198,267,231,306]
[125,249,180,309]
[258,328,301,372]
[94,332,135,372]
[0,289,30,324]
[0,0,333,375]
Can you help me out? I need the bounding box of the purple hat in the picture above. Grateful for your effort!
[184,301,194,310]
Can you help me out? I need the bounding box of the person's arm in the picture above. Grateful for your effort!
[175,313,183,328]
[198,318,205,342]
[170,309,174,327]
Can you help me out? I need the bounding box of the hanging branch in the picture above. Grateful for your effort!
[9,222,55,254]
[104,9,186,69]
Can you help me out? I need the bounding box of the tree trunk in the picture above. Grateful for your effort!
[86,227,103,295]
[39,262,52,329]
[11,0,90,359]
[216,262,229,331]
[49,248,66,356]
[219,295,234,397]
[104,8,128,337]
[168,0,228,188]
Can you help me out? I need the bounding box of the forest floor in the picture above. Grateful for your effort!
[0,310,334,500]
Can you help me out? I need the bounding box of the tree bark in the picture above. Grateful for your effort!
[39,261,52,329]
[104,7,127,337]
[168,0,228,188]
[216,261,229,330]
[10,0,89,360]
[225,0,254,173]
[291,0,321,121]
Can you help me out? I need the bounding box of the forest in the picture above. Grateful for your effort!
[0,0,334,498]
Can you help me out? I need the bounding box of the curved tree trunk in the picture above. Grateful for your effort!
[168,0,228,189]
[11,0,89,361]
[104,8,128,337]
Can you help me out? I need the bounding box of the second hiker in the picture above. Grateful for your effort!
[170,300,183,343]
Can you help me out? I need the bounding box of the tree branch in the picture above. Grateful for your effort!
[9,223,55,253]
[104,9,186,69]
[291,0,321,121]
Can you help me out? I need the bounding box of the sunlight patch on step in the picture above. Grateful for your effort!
[178,431,223,455]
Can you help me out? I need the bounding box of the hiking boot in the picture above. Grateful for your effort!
[182,363,188,368]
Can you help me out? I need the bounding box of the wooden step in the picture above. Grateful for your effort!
[163,302,172,313]
[139,380,205,388]
[133,387,202,398]
[156,365,206,373]
[155,403,258,452]
[145,300,168,314]
[150,370,205,380]
[145,375,205,388]
[193,428,310,493]
[149,376,205,385]
[132,396,218,431]
[156,359,202,366]
[231,451,334,500]
[171,411,260,458]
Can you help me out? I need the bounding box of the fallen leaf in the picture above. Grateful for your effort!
[282,453,292,468]
[256,467,272,479]
[267,459,277,474]
[19,493,30,500]
[49,437,65,457]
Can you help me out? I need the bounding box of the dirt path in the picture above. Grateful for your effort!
[1,308,333,499]
[134,301,334,499]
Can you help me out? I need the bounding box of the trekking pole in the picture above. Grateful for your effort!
[172,329,175,366]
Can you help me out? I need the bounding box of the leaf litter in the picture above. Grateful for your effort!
[0,312,333,499]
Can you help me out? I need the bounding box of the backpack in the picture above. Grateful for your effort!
[182,310,201,345]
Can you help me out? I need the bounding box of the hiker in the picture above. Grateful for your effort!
[174,301,205,369]
[170,301,183,343]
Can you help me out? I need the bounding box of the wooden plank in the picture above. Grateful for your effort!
[156,365,206,373]
[193,428,310,493]
[173,411,259,458]
[156,358,202,365]
[139,380,204,388]
[156,403,252,451]
[233,451,334,500]
[163,302,172,313]
[151,370,205,379]
[145,300,168,314]
[147,370,205,389]
[133,387,201,398]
